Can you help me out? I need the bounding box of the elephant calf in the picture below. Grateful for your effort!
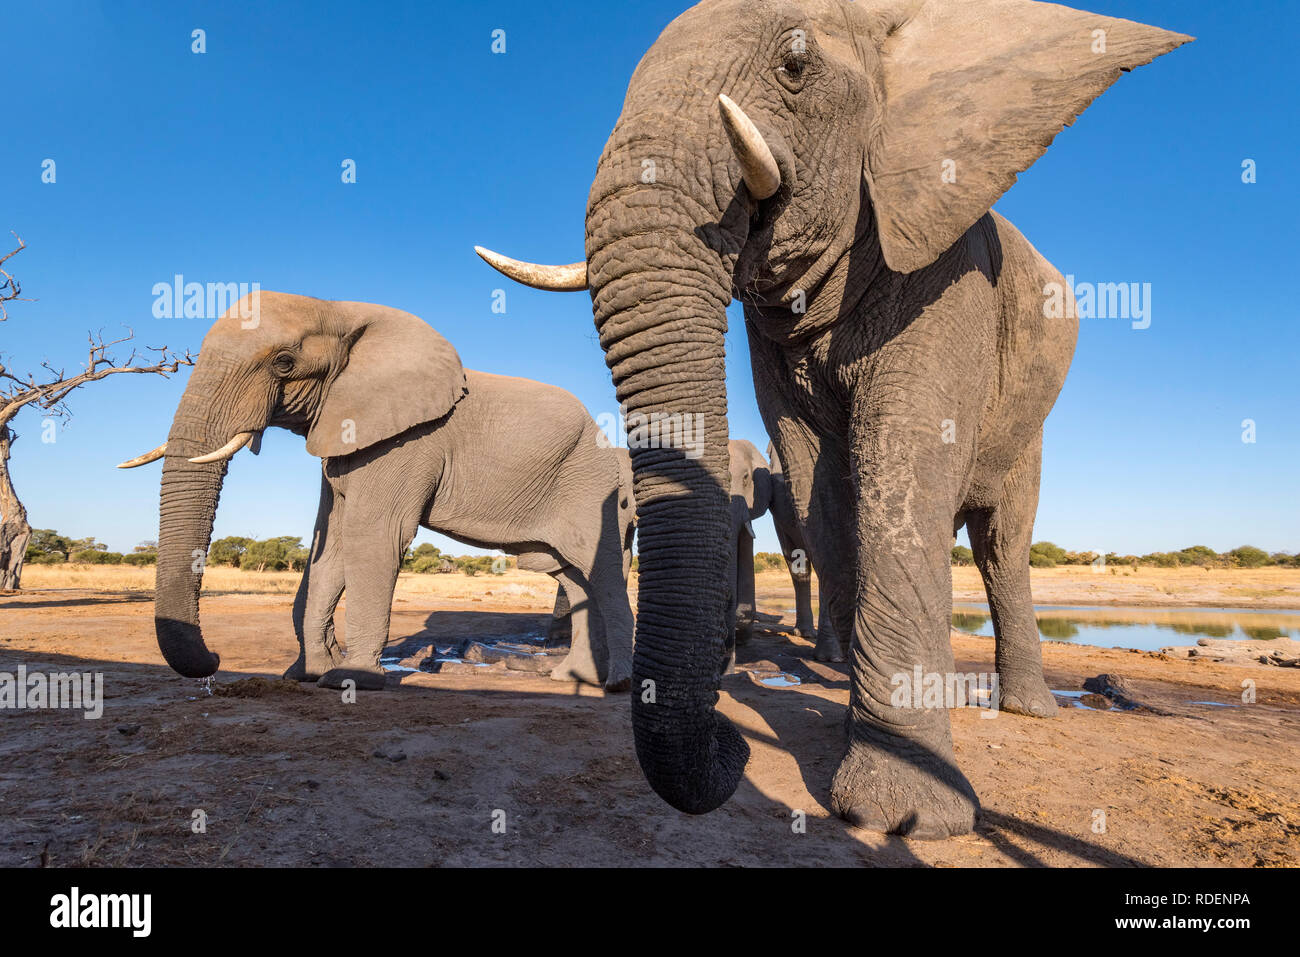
[123,292,635,692]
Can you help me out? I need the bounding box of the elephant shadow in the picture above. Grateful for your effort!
[730,624,1147,866]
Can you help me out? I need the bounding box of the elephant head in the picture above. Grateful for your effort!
[477,0,1188,813]
[729,439,772,542]
[120,292,466,678]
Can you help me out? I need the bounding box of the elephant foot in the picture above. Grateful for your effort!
[317,666,388,691]
[996,670,1059,718]
[549,655,602,687]
[283,653,340,683]
[603,657,633,693]
[830,738,978,840]
[813,632,846,663]
[734,623,754,646]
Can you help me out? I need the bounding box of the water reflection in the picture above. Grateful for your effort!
[951,604,1300,651]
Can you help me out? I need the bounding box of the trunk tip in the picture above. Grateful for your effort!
[155,617,221,678]
[631,702,750,814]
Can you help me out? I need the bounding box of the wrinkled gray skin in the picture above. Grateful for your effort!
[550,449,634,643]
[150,292,634,693]
[766,442,836,654]
[490,0,1188,835]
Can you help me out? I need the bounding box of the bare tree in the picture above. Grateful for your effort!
[0,236,195,590]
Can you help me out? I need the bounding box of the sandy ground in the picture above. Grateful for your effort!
[2,567,1299,867]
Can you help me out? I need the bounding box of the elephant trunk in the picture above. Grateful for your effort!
[587,156,750,813]
[153,376,233,678]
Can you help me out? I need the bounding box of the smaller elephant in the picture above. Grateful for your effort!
[125,292,634,692]
[767,443,839,661]
[725,439,771,662]
[549,448,634,643]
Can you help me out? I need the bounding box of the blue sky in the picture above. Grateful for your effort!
[2,0,1296,558]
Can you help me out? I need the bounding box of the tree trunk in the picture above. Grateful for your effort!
[0,426,32,591]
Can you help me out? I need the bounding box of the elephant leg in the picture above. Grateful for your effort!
[548,567,604,687]
[789,564,814,638]
[586,556,634,693]
[317,504,416,692]
[783,432,854,664]
[828,411,977,840]
[286,473,345,682]
[548,583,573,643]
[734,524,756,647]
[770,475,815,637]
[812,572,836,646]
[966,434,1057,718]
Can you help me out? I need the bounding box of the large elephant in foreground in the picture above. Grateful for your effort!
[479,0,1189,836]
[120,292,634,692]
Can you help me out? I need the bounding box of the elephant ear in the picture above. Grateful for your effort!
[864,0,1192,273]
[306,302,467,458]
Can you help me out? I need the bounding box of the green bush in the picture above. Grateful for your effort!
[239,537,309,572]
[25,529,73,563]
[754,552,786,572]
[950,545,974,566]
[209,536,253,567]
[1177,545,1219,567]
[1227,545,1271,568]
[71,549,122,564]
[121,552,157,566]
[1029,542,1066,568]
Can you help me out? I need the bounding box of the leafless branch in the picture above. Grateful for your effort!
[0,232,34,322]
[1,326,196,426]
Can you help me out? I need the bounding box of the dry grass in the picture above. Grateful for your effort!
[19,562,1300,610]
[18,562,565,605]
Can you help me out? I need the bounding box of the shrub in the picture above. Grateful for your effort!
[25,529,73,563]
[754,552,786,572]
[950,545,974,566]
[209,536,253,568]
[1227,545,1271,569]
[1177,545,1218,567]
[239,537,309,572]
[71,549,122,564]
[121,552,157,566]
[1029,542,1066,568]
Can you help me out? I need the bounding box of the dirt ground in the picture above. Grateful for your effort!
[2,567,1299,867]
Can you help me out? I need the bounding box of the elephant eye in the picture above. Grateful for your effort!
[776,51,809,92]
[271,353,295,376]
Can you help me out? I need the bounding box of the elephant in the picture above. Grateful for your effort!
[725,438,770,657]
[550,448,635,643]
[476,0,1189,836]
[725,437,835,662]
[766,442,836,656]
[119,292,635,692]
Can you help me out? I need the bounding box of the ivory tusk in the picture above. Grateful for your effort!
[718,94,782,201]
[116,443,168,469]
[474,246,588,292]
[188,432,254,465]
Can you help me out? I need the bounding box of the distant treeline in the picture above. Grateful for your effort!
[951,542,1299,569]
[31,529,1296,575]
[24,530,159,566]
[25,531,517,576]
[755,543,1298,572]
